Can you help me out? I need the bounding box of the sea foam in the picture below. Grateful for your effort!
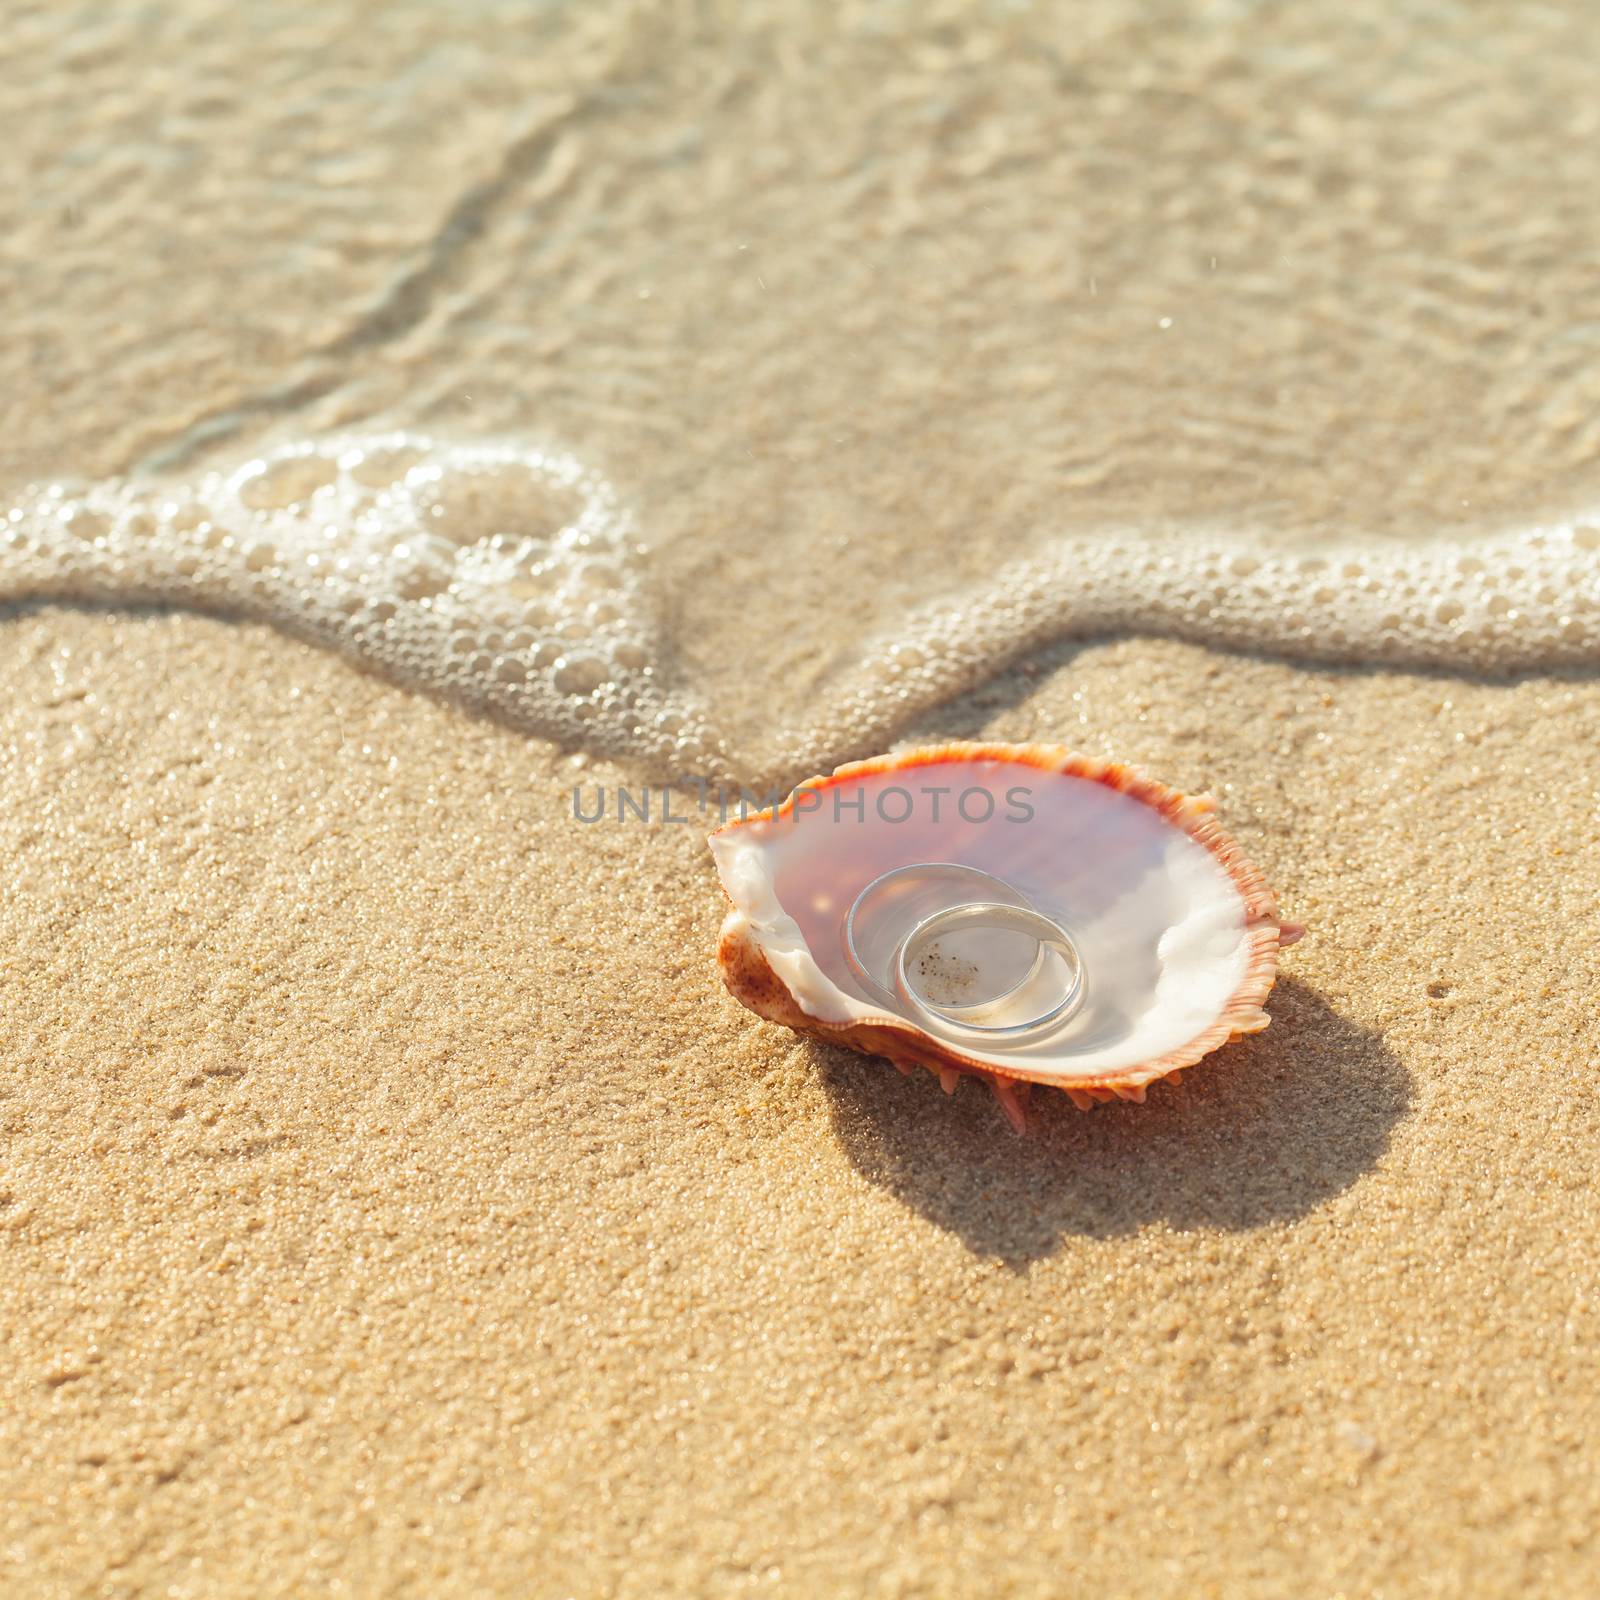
[4,433,1597,778]
[2,434,720,769]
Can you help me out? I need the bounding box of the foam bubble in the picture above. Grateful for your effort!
[785,520,1600,775]
[0,433,721,770]
[4,431,1599,781]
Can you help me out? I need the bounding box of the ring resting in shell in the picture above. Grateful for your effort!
[709,744,1303,1132]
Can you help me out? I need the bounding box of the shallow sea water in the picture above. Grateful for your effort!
[6,0,1600,772]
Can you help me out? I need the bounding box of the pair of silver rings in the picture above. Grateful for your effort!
[842,863,1084,1040]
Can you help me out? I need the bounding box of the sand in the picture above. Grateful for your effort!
[6,2,1600,1593]
[3,608,1597,1597]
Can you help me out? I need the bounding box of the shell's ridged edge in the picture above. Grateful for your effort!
[710,742,1297,1112]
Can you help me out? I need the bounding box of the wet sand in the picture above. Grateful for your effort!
[3,608,1596,1596]
[10,2,1600,757]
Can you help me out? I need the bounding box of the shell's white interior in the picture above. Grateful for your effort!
[710,759,1253,1082]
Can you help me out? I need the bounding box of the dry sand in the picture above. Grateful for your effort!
[3,607,1596,1596]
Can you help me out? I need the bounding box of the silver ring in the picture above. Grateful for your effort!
[894,900,1084,1038]
[842,862,1025,996]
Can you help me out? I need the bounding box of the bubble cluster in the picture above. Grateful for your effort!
[795,520,1600,771]
[0,434,720,769]
[4,433,1599,780]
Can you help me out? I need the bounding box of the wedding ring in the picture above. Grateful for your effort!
[894,899,1084,1037]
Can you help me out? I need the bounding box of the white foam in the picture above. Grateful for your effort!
[0,433,722,768]
[4,432,1597,777]
[793,520,1600,771]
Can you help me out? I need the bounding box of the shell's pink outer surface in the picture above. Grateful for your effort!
[709,744,1301,1128]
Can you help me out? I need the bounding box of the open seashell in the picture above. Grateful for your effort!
[708,743,1302,1132]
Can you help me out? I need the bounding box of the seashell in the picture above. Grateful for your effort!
[708,743,1302,1131]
